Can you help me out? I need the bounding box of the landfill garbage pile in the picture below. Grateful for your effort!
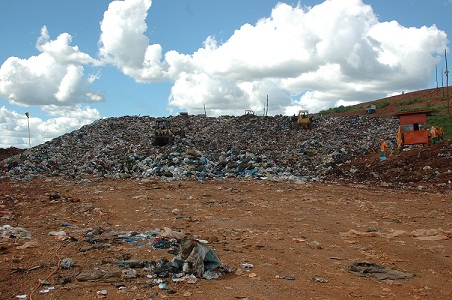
[1,114,399,182]
[0,147,23,161]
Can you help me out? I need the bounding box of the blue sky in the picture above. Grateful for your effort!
[0,0,450,148]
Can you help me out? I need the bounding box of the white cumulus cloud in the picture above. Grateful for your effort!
[98,0,447,116]
[0,105,100,148]
[0,25,104,148]
[0,26,104,108]
[99,0,166,81]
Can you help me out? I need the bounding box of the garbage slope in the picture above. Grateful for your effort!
[1,115,399,182]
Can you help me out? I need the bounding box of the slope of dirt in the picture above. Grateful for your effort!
[332,87,451,117]
[325,140,452,192]
[1,178,451,299]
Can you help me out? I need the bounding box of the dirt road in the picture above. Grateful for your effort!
[1,178,451,299]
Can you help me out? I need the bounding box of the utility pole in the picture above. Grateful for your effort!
[446,49,449,114]
[25,112,31,148]
[436,65,438,89]
[442,67,445,101]
[265,95,269,116]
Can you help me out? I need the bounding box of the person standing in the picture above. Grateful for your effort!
[430,126,438,144]
[437,126,444,141]
[380,139,388,160]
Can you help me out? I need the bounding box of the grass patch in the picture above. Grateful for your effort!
[376,101,390,109]
[399,107,425,113]
[319,105,356,115]
[399,105,442,113]
[397,98,424,106]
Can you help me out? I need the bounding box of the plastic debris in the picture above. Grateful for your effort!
[16,242,38,249]
[2,225,31,239]
[346,262,415,280]
[172,239,221,277]
[203,270,222,280]
[60,258,74,269]
[97,289,108,297]
[312,277,328,283]
[121,268,138,279]
[48,230,67,241]
[39,286,55,293]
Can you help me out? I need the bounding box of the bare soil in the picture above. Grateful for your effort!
[333,87,451,117]
[1,176,451,299]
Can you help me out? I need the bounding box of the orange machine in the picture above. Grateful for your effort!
[394,110,432,149]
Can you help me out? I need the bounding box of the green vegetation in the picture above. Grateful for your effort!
[397,97,424,106]
[428,115,452,140]
[398,104,449,114]
[376,101,390,109]
[319,105,356,115]
[319,100,390,115]
[399,107,426,113]
[440,93,452,101]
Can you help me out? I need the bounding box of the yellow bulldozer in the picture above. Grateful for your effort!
[297,110,312,129]
[152,119,173,146]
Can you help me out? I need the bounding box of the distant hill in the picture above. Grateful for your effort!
[321,87,451,117]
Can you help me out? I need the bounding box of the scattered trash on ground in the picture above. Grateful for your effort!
[1,225,31,239]
[346,262,415,280]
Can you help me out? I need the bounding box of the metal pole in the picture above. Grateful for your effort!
[436,65,438,89]
[445,49,449,114]
[266,95,269,116]
[25,112,31,148]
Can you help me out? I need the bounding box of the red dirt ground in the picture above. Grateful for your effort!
[1,173,451,299]
[333,87,451,117]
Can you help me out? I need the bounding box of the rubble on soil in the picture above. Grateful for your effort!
[0,114,398,181]
[1,114,450,191]
[325,140,452,191]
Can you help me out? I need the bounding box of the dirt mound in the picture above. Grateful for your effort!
[325,141,452,191]
[332,87,450,117]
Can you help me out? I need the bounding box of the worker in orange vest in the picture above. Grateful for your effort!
[380,138,388,160]
[437,126,444,141]
[430,126,438,144]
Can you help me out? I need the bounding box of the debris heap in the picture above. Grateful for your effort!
[1,115,399,181]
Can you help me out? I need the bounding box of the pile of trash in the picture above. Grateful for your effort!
[1,114,398,182]
[72,227,226,285]
[2,224,229,296]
